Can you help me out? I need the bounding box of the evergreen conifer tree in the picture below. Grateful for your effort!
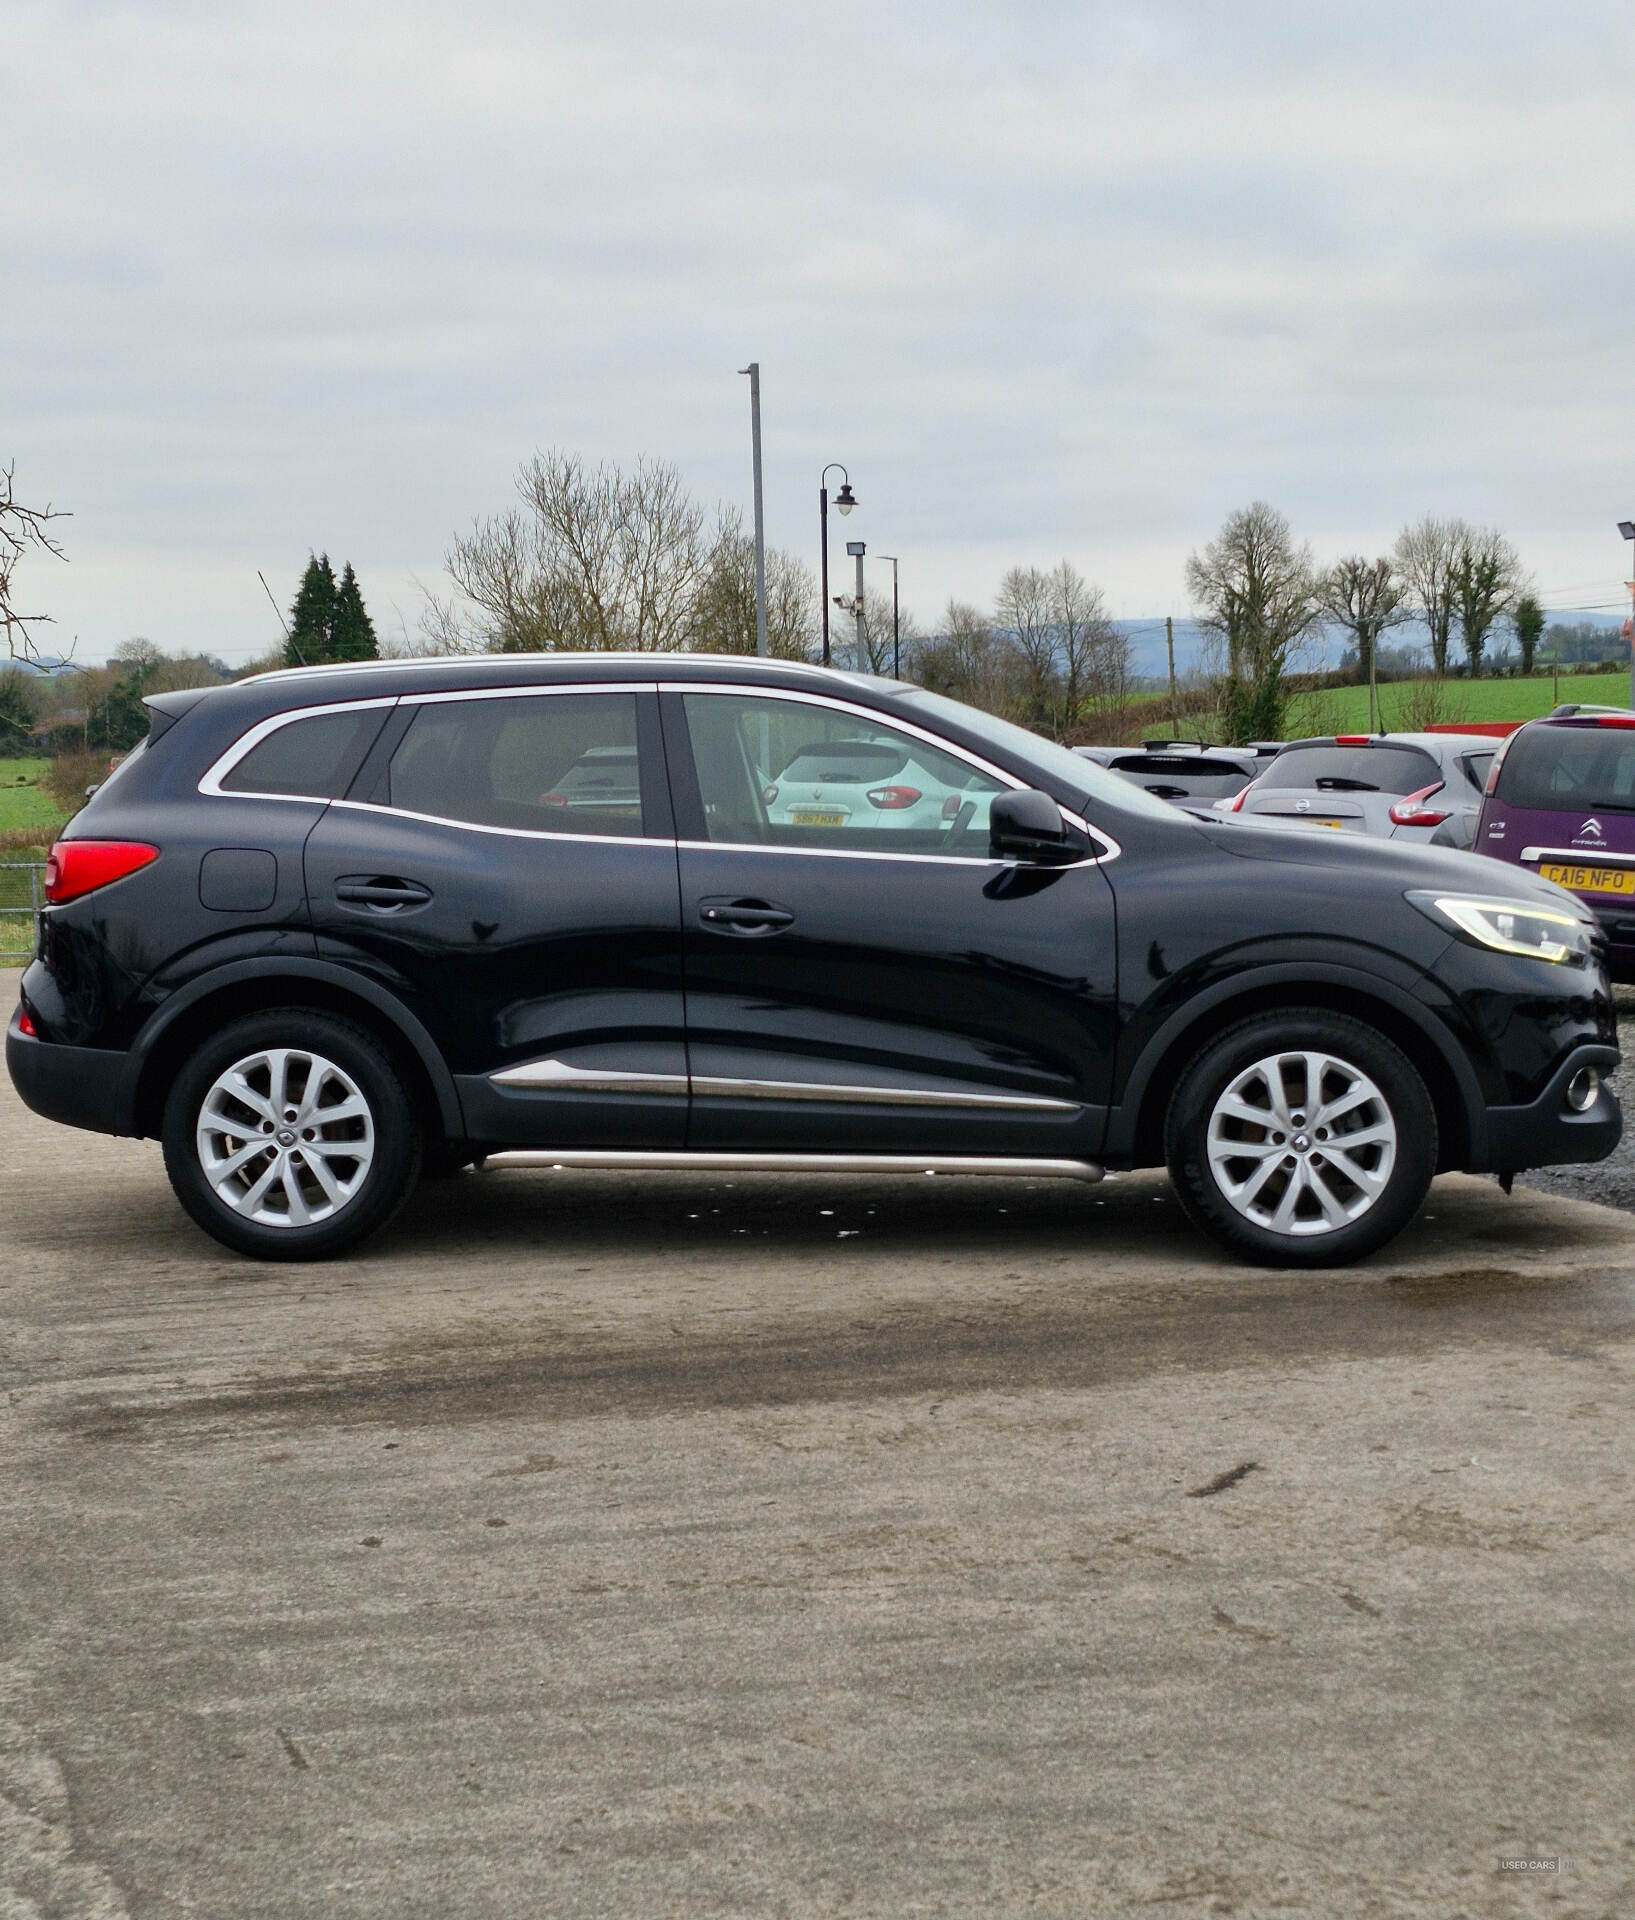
[329,563,379,661]
[286,554,337,667]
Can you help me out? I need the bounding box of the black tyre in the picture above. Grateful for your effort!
[162,1009,422,1261]
[1163,1010,1436,1268]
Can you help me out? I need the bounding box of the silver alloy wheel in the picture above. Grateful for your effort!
[1204,1048,1398,1238]
[195,1047,376,1228]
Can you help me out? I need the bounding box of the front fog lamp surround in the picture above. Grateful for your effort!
[1566,1066,1601,1112]
[1407,892,1594,966]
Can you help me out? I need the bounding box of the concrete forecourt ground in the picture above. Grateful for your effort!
[1,970,1633,1917]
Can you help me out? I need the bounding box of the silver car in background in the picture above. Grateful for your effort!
[1225,732,1497,846]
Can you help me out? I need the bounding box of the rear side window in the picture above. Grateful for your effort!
[221,708,386,798]
[1257,745,1438,795]
[386,692,645,835]
[1496,726,1635,813]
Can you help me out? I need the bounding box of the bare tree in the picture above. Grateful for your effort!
[1452,526,1523,676]
[432,450,715,654]
[909,600,1020,711]
[0,463,70,661]
[1050,561,1129,731]
[1393,515,1462,677]
[1320,555,1407,728]
[690,512,818,659]
[994,565,1058,712]
[850,587,921,676]
[1185,502,1319,742]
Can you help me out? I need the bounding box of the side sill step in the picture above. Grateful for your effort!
[482,1150,1103,1184]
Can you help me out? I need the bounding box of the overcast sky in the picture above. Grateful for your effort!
[8,0,1635,667]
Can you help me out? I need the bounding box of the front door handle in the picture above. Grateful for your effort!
[698,896,795,936]
[335,875,433,914]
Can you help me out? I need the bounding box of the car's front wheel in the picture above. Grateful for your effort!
[162,1010,421,1260]
[1164,1010,1436,1267]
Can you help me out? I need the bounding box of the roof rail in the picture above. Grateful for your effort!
[1549,702,1635,719]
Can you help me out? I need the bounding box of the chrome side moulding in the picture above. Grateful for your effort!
[489,1059,688,1094]
[489,1060,1080,1111]
[483,1150,1104,1183]
[690,1073,1079,1112]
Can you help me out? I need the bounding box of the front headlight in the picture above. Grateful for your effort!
[1407,891,1595,965]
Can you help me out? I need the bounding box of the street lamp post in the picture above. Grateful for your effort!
[818,465,856,668]
[1620,520,1635,711]
[846,541,866,671]
[877,555,901,679]
[739,363,768,657]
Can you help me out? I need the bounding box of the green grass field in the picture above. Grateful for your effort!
[0,758,65,837]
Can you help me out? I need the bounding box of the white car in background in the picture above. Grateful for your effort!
[762,737,993,837]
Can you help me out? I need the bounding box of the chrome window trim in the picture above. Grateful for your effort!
[197,695,400,800]
[203,682,662,839]
[668,681,1119,864]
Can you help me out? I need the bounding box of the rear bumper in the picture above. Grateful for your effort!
[1475,1042,1622,1173]
[5,1008,129,1136]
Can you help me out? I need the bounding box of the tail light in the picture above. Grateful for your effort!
[1335,734,1370,745]
[1227,781,1257,813]
[43,840,159,904]
[1389,783,1451,827]
[16,1009,35,1037]
[1597,714,1635,728]
[866,785,922,810]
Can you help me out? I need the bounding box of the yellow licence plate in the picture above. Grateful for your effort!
[790,810,845,827]
[1539,861,1635,896]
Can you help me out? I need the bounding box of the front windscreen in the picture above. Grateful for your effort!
[1496,725,1635,813]
[1256,745,1438,796]
[894,688,1180,823]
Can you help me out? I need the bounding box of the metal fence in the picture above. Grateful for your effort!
[0,862,44,963]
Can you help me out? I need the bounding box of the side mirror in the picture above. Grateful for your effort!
[989,788,1078,865]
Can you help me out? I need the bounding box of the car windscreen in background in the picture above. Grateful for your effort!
[1256,746,1438,795]
[1109,757,1251,799]
[1495,726,1635,813]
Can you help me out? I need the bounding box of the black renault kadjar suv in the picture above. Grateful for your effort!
[6,654,1621,1267]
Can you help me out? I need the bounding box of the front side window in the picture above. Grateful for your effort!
[386,692,645,835]
[221,708,387,798]
[682,693,1004,855]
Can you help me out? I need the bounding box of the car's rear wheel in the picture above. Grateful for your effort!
[1164,1010,1436,1267]
[162,1010,421,1260]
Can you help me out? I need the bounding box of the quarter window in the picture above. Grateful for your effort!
[386,692,645,835]
[681,693,1004,855]
[221,708,387,799]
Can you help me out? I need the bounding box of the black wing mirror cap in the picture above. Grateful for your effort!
[989,788,1078,865]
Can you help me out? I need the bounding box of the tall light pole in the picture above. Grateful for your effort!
[846,540,866,671]
[1620,520,1635,710]
[877,555,901,678]
[818,464,856,668]
[738,363,768,657]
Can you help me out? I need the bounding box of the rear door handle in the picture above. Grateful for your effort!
[335,876,433,914]
[698,896,795,935]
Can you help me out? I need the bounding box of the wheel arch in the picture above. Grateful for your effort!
[123,960,465,1144]
[1107,966,1482,1175]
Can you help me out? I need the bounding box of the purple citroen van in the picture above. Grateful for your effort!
[1475,706,1635,982]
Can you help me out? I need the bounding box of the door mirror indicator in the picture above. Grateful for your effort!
[989,790,1078,865]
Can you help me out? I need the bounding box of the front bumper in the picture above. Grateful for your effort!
[1477,1042,1622,1173]
[6,1007,128,1136]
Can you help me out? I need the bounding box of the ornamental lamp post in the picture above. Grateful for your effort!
[819,466,856,668]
